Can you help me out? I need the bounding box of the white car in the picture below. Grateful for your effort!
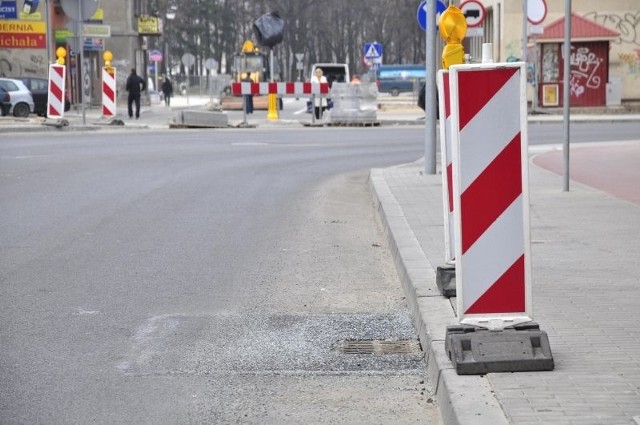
[0,78,35,118]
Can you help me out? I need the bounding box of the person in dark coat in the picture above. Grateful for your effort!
[418,83,439,119]
[241,73,254,114]
[126,68,146,119]
[161,77,173,107]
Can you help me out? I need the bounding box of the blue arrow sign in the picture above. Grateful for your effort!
[417,0,447,31]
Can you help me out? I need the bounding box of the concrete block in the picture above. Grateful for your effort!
[436,264,456,298]
[175,110,228,128]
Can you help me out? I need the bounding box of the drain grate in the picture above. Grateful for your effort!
[333,339,422,355]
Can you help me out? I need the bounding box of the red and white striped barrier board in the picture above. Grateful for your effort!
[47,64,66,119]
[449,62,532,329]
[231,82,329,96]
[102,67,117,118]
[437,70,455,264]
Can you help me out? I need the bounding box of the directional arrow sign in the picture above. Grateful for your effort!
[460,0,485,28]
[417,0,447,31]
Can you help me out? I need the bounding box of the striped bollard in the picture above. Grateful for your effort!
[102,67,117,118]
[47,64,66,119]
[444,62,553,374]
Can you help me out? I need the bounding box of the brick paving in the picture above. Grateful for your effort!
[371,141,640,424]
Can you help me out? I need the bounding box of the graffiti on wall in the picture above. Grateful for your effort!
[0,48,47,76]
[619,49,640,75]
[584,11,640,46]
[563,46,603,97]
[584,12,640,79]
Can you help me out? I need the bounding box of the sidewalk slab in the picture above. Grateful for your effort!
[370,147,640,424]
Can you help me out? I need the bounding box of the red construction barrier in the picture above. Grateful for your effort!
[449,62,532,329]
[231,82,329,96]
[47,64,66,119]
[102,67,116,118]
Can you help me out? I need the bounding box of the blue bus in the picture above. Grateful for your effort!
[376,65,426,96]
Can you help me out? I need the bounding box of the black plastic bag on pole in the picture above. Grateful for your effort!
[252,11,284,48]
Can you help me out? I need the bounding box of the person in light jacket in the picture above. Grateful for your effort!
[311,67,328,119]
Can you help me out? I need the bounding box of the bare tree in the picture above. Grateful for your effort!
[167,0,426,79]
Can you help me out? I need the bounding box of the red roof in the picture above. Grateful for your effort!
[534,13,619,41]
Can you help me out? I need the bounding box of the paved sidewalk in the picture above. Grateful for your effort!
[370,142,640,425]
[2,94,640,134]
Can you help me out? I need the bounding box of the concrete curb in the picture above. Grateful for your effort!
[369,166,510,425]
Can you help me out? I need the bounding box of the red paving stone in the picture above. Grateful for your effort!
[532,142,640,205]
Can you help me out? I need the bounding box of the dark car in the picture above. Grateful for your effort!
[376,64,426,97]
[0,85,11,116]
[12,76,71,116]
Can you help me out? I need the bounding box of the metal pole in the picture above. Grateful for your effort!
[270,49,275,82]
[522,0,528,62]
[242,95,247,126]
[562,0,572,192]
[425,0,437,175]
[44,0,53,63]
[78,0,86,125]
[522,0,528,114]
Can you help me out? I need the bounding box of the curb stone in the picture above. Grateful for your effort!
[369,166,510,425]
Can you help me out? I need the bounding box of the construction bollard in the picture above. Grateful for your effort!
[267,93,278,121]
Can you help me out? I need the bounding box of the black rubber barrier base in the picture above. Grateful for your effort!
[445,322,554,375]
[436,264,456,298]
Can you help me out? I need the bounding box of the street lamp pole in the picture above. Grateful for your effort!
[165,5,176,78]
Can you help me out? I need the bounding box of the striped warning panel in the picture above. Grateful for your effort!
[102,67,117,118]
[449,63,532,329]
[231,82,329,96]
[47,64,66,119]
[437,70,455,264]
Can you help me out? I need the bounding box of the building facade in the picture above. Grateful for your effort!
[0,0,156,104]
[466,0,639,104]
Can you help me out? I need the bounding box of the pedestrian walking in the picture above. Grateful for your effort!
[126,68,146,119]
[161,77,173,107]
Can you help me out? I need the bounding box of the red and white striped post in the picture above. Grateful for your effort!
[102,51,116,119]
[449,62,532,330]
[47,64,66,119]
[437,70,455,265]
[102,67,117,118]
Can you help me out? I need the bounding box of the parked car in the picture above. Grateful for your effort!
[12,76,71,117]
[0,85,12,116]
[0,78,35,117]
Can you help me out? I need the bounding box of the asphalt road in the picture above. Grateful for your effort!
[0,128,443,424]
[1,122,636,423]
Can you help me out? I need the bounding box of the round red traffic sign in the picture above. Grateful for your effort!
[460,0,486,28]
[527,0,547,25]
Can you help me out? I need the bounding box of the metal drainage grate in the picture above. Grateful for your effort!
[333,339,422,355]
